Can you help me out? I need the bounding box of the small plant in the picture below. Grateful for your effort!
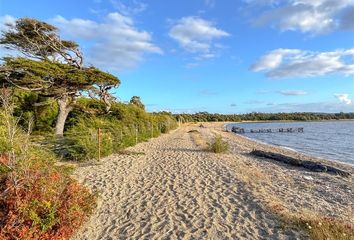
[24,200,57,232]
[207,135,229,153]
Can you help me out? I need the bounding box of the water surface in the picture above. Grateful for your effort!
[227,121,354,165]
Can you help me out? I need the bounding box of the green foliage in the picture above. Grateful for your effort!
[130,96,145,110]
[0,17,120,136]
[0,161,10,174]
[175,112,354,122]
[1,58,120,97]
[23,200,57,232]
[58,98,177,161]
[207,135,229,153]
[0,17,75,60]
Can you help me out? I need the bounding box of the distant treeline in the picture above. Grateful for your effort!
[174,112,354,122]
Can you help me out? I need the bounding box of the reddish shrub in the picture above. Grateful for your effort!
[0,163,95,240]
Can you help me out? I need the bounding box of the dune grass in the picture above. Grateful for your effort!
[207,135,229,153]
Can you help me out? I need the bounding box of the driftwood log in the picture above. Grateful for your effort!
[250,150,351,177]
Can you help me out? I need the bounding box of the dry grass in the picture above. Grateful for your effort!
[274,208,354,240]
[188,130,208,148]
[227,153,354,240]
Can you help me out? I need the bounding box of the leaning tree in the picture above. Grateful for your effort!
[129,96,145,110]
[0,18,120,136]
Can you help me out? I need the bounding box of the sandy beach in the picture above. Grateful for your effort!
[72,123,354,240]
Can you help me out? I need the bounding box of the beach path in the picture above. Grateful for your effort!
[73,126,301,240]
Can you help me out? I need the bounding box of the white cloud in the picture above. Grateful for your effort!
[0,15,18,57]
[278,90,308,96]
[251,48,354,78]
[52,12,162,71]
[251,49,302,72]
[205,0,216,8]
[248,0,354,34]
[169,16,229,59]
[109,0,147,16]
[0,15,16,32]
[334,93,353,105]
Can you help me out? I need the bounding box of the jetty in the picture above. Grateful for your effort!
[230,126,304,134]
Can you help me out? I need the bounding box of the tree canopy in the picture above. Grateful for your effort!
[130,96,145,110]
[0,17,82,68]
[0,18,120,135]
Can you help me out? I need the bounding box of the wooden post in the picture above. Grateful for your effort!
[135,127,138,145]
[151,122,153,138]
[97,128,101,161]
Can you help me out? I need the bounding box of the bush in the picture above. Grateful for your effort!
[0,99,96,240]
[58,99,177,161]
[207,135,229,153]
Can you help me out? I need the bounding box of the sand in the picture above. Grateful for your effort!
[72,123,354,240]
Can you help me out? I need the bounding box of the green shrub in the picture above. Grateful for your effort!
[24,199,58,232]
[59,99,177,161]
[207,135,229,153]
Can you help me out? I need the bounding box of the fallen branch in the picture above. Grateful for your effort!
[250,150,351,177]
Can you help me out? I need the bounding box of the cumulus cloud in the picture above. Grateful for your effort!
[278,90,308,96]
[251,48,354,78]
[52,12,162,71]
[169,16,229,59]
[334,93,353,105]
[248,0,354,34]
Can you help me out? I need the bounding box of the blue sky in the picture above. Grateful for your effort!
[1,0,354,113]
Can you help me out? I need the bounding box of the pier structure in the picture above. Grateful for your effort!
[230,126,304,134]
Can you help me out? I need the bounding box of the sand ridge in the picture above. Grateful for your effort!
[72,126,304,239]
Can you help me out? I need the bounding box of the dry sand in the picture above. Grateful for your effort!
[72,123,354,240]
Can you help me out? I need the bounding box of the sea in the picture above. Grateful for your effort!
[227,120,354,165]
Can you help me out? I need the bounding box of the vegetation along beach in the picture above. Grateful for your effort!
[1,1,354,240]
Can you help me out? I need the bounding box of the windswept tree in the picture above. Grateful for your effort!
[0,18,120,136]
[130,96,145,110]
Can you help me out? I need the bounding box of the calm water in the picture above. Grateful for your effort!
[227,121,354,165]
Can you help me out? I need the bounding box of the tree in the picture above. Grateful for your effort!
[130,96,145,110]
[0,18,120,136]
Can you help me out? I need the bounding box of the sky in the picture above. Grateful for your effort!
[0,0,354,113]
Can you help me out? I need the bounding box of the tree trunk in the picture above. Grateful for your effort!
[55,96,74,136]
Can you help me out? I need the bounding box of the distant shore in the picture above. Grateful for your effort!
[230,119,354,123]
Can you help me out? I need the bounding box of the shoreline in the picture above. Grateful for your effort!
[223,121,354,167]
[73,123,354,239]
